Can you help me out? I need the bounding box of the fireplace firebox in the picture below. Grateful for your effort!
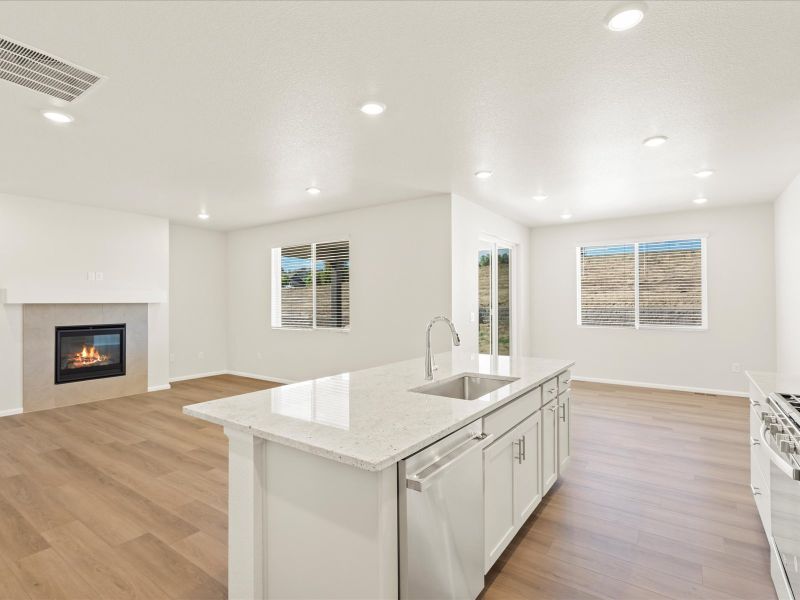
[55,324,126,384]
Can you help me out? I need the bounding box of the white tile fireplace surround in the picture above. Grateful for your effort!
[22,304,147,412]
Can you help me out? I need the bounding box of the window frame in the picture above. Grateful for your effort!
[271,237,351,333]
[575,234,708,331]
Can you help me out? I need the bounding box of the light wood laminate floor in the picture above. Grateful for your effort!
[0,377,775,599]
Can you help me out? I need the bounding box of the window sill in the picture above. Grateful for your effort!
[271,326,351,333]
[577,324,708,332]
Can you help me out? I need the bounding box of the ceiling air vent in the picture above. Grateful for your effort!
[0,36,103,102]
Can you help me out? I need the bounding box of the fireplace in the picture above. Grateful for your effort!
[55,324,126,384]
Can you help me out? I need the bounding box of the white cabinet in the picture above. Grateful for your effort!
[484,429,517,570]
[513,412,542,525]
[558,390,571,473]
[482,368,571,573]
[542,399,558,494]
[483,413,542,572]
[749,382,770,535]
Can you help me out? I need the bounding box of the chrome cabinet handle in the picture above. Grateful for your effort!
[559,403,566,422]
[513,439,523,464]
[750,399,761,407]
[547,387,556,394]
[521,435,526,462]
[751,437,760,446]
[751,484,761,496]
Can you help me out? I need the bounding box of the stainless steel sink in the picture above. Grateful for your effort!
[411,373,519,401]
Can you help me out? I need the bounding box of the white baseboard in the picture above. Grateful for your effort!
[170,370,227,383]
[571,376,748,398]
[0,407,22,417]
[226,370,295,385]
[168,370,295,386]
[147,384,172,392]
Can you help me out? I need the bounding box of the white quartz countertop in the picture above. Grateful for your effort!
[746,370,800,398]
[184,352,573,471]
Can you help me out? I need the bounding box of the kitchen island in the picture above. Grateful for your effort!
[184,351,573,600]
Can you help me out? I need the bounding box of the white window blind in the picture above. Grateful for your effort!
[577,238,706,329]
[578,244,636,327]
[638,239,704,327]
[272,240,350,330]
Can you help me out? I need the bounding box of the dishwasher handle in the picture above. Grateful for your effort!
[406,433,494,492]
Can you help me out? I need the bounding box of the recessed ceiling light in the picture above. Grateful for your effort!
[197,212,210,220]
[474,170,493,179]
[42,110,74,124]
[533,194,548,201]
[561,213,573,220]
[606,3,646,32]
[360,102,386,116]
[693,197,708,205]
[642,135,668,147]
[694,169,715,178]
[306,186,321,195]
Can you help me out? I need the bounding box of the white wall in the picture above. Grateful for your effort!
[0,193,170,412]
[169,224,228,380]
[530,203,775,394]
[227,195,453,382]
[775,174,800,374]
[451,195,531,357]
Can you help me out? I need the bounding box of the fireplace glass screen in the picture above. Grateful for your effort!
[55,324,126,384]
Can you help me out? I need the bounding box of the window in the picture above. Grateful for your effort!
[478,241,513,356]
[271,240,350,330]
[577,237,706,329]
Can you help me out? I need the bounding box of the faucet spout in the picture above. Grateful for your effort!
[425,316,461,380]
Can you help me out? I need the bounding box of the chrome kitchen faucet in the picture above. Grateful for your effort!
[425,316,461,380]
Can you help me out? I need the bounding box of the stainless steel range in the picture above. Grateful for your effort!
[762,392,800,599]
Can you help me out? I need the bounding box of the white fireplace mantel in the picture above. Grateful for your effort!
[0,287,168,305]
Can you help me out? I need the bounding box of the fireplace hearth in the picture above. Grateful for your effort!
[55,324,126,384]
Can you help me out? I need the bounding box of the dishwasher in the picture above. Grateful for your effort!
[399,419,493,599]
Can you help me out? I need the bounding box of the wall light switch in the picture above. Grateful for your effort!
[470,312,476,323]
[198,351,205,360]
[87,271,95,281]
[95,272,104,281]
[257,352,263,360]
[731,362,742,373]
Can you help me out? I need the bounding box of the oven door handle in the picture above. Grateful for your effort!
[760,425,800,481]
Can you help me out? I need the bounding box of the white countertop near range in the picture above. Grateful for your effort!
[746,370,800,398]
[184,352,573,471]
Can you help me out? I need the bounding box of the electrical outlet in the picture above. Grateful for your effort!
[198,351,205,360]
[257,352,263,360]
[731,362,742,373]
[95,272,104,281]
[87,271,95,281]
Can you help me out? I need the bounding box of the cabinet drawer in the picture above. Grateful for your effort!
[558,371,571,393]
[542,378,558,404]
[484,387,542,438]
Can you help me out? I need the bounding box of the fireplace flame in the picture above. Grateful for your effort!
[69,345,109,368]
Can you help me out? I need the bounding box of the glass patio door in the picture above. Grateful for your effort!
[478,240,512,356]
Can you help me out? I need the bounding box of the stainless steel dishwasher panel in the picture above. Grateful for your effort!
[399,419,491,600]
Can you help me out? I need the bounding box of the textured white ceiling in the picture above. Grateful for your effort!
[0,1,799,230]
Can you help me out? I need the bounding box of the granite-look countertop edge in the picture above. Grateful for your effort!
[184,353,575,472]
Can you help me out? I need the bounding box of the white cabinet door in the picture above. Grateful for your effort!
[558,391,571,473]
[512,412,542,526]
[483,430,518,572]
[542,399,558,494]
